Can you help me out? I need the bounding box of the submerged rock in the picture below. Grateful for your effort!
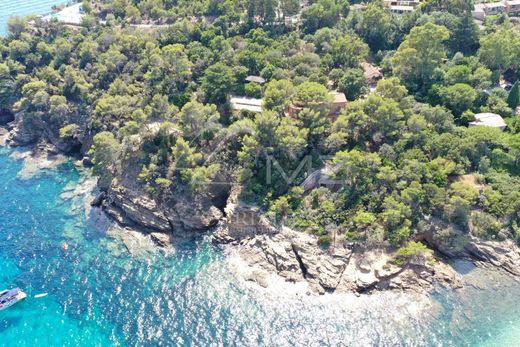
[107,226,157,257]
[10,146,67,179]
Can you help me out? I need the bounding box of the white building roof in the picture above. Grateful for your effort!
[331,91,347,104]
[42,3,84,25]
[245,76,266,84]
[390,5,415,12]
[229,96,263,113]
[469,113,507,130]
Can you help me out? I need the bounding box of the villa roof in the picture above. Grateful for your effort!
[331,91,347,104]
[360,62,383,84]
[245,76,266,84]
[469,113,507,130]
[390,5,415,11]
[229,95,263,113]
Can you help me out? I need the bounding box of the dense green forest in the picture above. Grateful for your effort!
[1,0,520,252]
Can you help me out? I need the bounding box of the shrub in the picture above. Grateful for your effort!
[393,241,433,266]
[244,82,262,98]
[59,124,79,139]
[470,211,503,240]
[318,234,332,247]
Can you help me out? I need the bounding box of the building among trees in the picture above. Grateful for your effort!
[229,96,263,113]
[286,91,347,118]
[383,0,420,14]
[472,0,520,19]
[360,62,384,90]
[469,113,507,130]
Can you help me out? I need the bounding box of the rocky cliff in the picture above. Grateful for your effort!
[7,113,84,154]
[420,218,520,278]
[4,118,520,297]
[215,222,462,295]
[99,183,226,236]
[212,189,462,295]
[212,192,520,295]
[3,116,230,243]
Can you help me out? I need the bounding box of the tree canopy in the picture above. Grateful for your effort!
[2,0,520,251]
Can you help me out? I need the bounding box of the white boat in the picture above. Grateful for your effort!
[0,288,27,311]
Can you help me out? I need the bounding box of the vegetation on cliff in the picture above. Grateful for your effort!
[1,0,520,254]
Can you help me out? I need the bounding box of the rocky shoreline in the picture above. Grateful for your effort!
[212,188,520,295]
[3,119,520,297]
[211,189,462,295]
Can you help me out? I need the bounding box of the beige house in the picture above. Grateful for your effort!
[472,0,520,19]
[286,91,347,118]
[361,62,384,90]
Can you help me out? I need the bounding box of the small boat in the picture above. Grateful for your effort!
[0,288,27,311]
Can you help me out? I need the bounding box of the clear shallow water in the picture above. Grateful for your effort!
[1,146,520,346]
[0,0,67,36]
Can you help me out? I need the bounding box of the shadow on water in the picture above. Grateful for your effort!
[451,259,477,275]
[0,315,23,333]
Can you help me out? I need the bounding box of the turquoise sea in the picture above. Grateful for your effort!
[2,147,520,346]
[2,3,520,344]
[0,0,67,36]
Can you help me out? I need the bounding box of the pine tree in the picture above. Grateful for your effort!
[507,81,520,109]
[450,14,480,55]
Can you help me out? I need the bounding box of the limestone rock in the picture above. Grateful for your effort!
[433,261,463,289]
[7,120,39,146]
[245,270,270,288]
[91,192,106,207]
[102,176,227,236]
[0,127,8,146]
[150,232,173,247]
[169,201,222,232]
[103,185,172,233]
[464,238,520,277]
